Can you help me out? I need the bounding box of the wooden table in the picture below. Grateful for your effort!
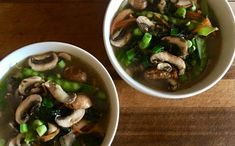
[0,0,234,145]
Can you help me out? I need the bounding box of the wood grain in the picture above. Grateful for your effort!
[0,1,233,146]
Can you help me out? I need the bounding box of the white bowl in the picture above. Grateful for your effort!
[103,0,235,99]
[0,42,119,146]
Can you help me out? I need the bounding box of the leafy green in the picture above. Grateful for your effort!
[197,26,218,36]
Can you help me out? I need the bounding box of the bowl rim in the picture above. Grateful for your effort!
[0,41,119,146]
[103,0,235,99]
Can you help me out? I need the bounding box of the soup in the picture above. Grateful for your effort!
[110,0,221,91]
[0,52,109,146]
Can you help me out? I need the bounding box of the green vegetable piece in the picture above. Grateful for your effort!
[175,7,187,18]
[36,124,47,136]
[62,80,72,91]
[32,119,44,130]
[197,26,218,36]
[152,45,164,54]
[0,138,5,146]
[133,28,143,36]
[96,91,107,100]
[187,40,193,48]
[20,123,28,133]
[126,49,136,61]
[58,60,66,69]
[33,119,44,129]
[24,132,35,144]
[190,3,197,12]
[42,98,54,108]
[22,68,33,77]
[71,82,81,91]
[171,28,179,36]
[139,33,152,49]
[189,46,196,54]
[195,36,208,70]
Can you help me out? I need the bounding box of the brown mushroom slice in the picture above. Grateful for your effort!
[44,81,76,104]
[144,67,178,80]
[128,0,148,10]
[158,0,166,14]
[55,109,85,128]
[66,94,92,110]
[162,36,189,58]
[136,16,155,33]
[44,81,92,109]
[110,29,132,48]
[157,62,173,72]
[151,52,186,75]
[58,52,72,61]
[72,119,105,136]
[111,9,134,35]
[8,134,24,146]
[40,123,60,142]
[18,76,43,96]
[174,0,197,8]
[15,94,42,124]
[28,52,59,71]
[63,66,87,82]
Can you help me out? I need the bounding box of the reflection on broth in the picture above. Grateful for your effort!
[110,0,221,91]
[0,52,109,146]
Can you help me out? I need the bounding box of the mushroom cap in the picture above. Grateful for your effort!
[15,94,42,124]
[157,62,173,72]
[40,123,60,142]
[58,52,72,61]
[128,0,148,10]
[136,16,155,33]
[151,52,186,75]
[44,81,76,104]
[59,132,76,146]
[66,94,92,110]
[28,52,59,71]
[162,36,189,58]
[18,76,43,96]
[111,29,132,48]
[55,109,85,128]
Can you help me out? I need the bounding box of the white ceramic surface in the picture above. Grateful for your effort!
[0,42,119,146]
[103,0,235,99]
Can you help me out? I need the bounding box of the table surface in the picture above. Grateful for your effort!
[0,0,234,145]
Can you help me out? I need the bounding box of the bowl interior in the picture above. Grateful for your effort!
[0,42,119,146]
[103,0,235,98]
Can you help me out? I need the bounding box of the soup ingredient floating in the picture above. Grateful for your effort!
[110,0,219,90]
[1,52,108,146]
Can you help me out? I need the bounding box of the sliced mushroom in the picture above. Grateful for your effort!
[43,81,76,104]
[144,67,178,80]
[15,94,42,124]
[157,62,173,72]
[162,36,189,58]
[40,123,60,142]
[44,81,92,109]
[63,66,87,82]
[18,76,43,96]
[28,52,59,71]
[174,0,197,8]
[8,134,24,146]
[66,94,92,110]
[58,52,72,61]
[72,119,104,136]
[151,52,186,75]
[111,9,134,35]
[55,109,85,128]
[59,132,76,146]
[110,28,132,48]
[128,0,148,10]
[136,16,155,33]
[158,0,166,14]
